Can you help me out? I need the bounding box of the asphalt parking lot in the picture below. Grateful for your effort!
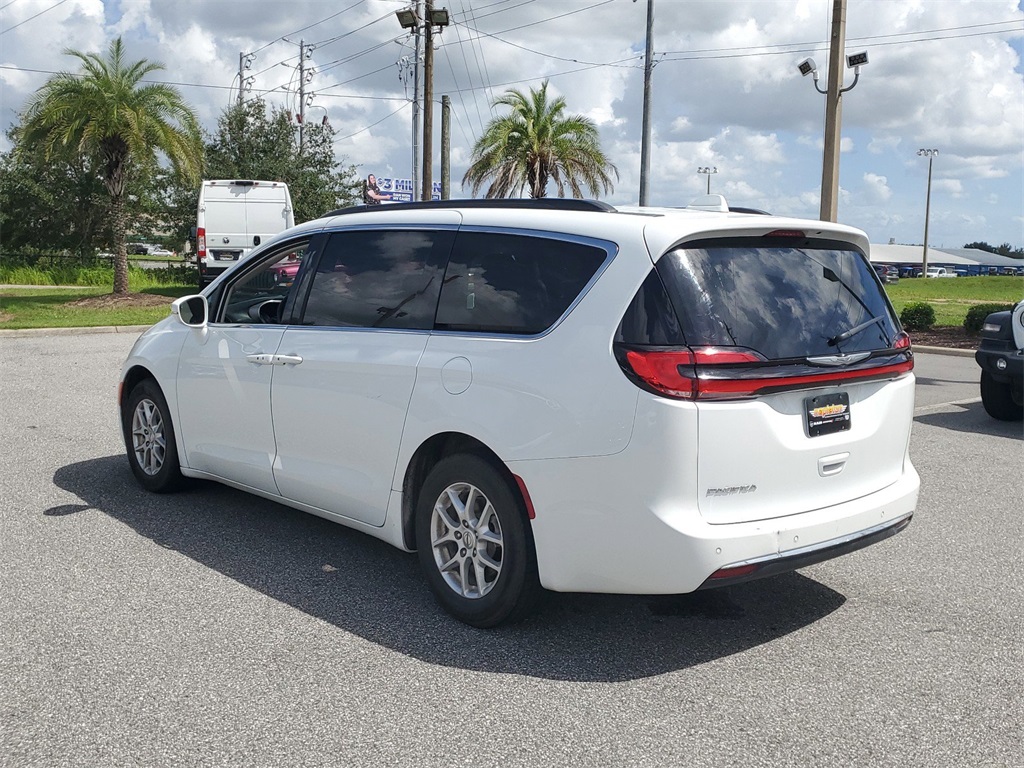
[0,332,1021,767]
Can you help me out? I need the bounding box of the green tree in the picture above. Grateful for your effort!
[462,80,617,199]
[0,126,108,259]
[160,99,361,245]
[18,37,203,294]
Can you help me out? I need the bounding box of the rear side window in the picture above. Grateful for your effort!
[656,239,900,359]
[300,229,454,330]
[435,232,606,335]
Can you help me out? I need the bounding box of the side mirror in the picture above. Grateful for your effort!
[171,295,208,328]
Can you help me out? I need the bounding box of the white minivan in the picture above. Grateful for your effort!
[195,180,294,286]
[122,197,919,627]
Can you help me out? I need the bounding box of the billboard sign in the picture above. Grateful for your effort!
[377,177,441,203]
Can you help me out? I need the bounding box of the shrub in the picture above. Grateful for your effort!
[900,302,936,331]
[963,303,1016,334]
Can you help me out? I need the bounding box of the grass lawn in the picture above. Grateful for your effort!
[885,276,1023,326]
[0,287,191,330]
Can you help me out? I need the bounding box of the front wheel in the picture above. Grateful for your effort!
[121,379,186,492]
[980,371,1023,421]
[415,455,541,627]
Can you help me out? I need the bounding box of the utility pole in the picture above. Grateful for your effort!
[820,0,846,222]
[298,39,307,153]
[638,0,654,206]
[238,53,245,106]
[412,0,422,200]
[441,94,450,199]
[422,1,436,202]
[919,149,938,275]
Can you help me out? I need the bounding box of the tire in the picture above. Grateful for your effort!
[121,379,186,492]
[415,455,541,628]
[980,371,1024,421]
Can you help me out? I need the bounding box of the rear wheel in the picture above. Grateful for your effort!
[980,371,1023,421]
[121,379,186,492]
[415,455,540,627]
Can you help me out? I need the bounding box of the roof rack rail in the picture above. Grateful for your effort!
[320,198,617,218]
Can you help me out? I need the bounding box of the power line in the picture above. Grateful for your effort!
[247,0,368,55]
[0,0,69,35]
[332,102,408,143]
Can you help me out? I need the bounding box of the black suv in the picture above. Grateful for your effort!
[976,301,1024,421]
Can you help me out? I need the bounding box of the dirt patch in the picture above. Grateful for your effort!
[909,326,979,350]
[0,311,13,323]
[67,293,172,309]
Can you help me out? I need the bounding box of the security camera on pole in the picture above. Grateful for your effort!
[797,0,868,223]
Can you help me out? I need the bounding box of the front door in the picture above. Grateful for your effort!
[174,238,313,494]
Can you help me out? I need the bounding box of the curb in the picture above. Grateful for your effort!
[0,325,151,339]
[913,345,976,358]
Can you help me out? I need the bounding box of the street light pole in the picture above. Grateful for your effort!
[918,148,938,275]
[797,0,868,223]
[697,166,718,194]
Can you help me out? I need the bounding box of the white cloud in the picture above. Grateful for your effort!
[0,0,1020,247]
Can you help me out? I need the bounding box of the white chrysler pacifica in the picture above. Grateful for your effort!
[119,197,919,627]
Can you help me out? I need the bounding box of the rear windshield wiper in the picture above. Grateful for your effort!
[827,315,887,347]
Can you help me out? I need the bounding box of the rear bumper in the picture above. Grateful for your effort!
[696,512,912,590]
[516,456,920,595]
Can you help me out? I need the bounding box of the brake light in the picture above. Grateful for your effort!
[621,346,913,401]
[624,348,697,398]
[765,229,806,238]
[197,227,206,259]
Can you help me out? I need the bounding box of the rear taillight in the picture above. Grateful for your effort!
[197,227,206,259]
[893,331,911,350]
[620,345,913,401]
[624,348,697,398]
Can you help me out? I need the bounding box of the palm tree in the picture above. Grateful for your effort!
[463,80,617,199]
[20,38,203,295]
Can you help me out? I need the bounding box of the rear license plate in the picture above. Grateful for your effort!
[805,392,851,437]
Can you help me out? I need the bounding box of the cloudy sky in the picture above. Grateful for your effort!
[2,0,1022,248]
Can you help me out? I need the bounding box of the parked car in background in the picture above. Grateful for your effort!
[873,265,899,284]
[119,197,918,627]
[148,248,175,257]
[900,266,922,278]
[975,301,1024,421]
[926,267,956,278]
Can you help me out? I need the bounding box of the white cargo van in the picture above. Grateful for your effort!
[196,180,294,286]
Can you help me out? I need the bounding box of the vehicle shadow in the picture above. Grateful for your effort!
[51,456,847,682]
[915,401,1023,439]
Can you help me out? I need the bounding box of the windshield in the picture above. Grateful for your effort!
[656,239,899,360]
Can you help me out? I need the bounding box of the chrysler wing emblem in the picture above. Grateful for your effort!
[806,352,872,367]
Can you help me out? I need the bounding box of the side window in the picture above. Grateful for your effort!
[435,232,607,335]
[300,229,454,329]
[218,240,311,324]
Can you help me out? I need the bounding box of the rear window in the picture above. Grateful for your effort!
[655,238,899,359]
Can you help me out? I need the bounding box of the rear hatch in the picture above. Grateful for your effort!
[616,233,914,525]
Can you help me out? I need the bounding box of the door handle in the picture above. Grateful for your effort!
[246,353,275,365]
[274,354,303,366]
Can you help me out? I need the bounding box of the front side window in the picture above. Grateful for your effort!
[656,239,900,359]
[219,240,311,324]
[435,232,608,335]
[300,229,454,330]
